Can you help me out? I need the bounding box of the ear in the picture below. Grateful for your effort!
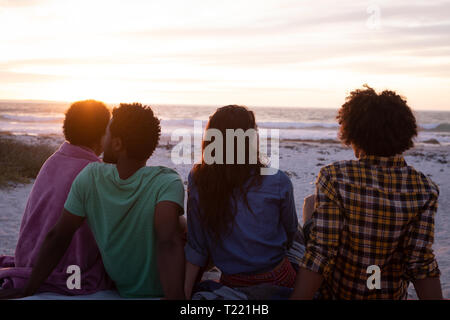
[111,136,123,153]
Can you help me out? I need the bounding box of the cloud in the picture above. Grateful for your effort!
[0,0,46,8]
[0,71,65,83]
[0,0,449,106]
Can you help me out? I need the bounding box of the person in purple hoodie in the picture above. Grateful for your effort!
[0,100,113,295]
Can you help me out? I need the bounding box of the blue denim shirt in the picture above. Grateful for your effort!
[185,169,298,275]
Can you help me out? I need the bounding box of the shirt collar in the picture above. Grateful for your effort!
[58,141,99,162]
[358,155,407,167]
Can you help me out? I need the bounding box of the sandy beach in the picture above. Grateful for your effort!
[1,134,449,298]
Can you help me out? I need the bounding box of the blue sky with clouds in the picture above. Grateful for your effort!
[0,0,449,110]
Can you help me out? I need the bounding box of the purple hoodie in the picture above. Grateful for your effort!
[0,142,113,294]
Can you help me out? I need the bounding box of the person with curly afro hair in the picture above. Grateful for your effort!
[337,85,417,158]
[0,100,114,297]
[292,85,442,300]
[63,99,110,154]
[1,103,186,300]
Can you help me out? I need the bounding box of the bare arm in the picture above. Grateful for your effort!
[184,261,201,300]
[23,209,84,296]
[154,201,186,300]
[413,278,443,300]
[302,194,315,224]
[290,267,324,300]
[289,194,321,300]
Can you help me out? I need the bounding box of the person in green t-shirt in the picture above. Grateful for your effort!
[2,103,186,300]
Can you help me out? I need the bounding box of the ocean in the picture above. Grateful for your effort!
[1,101,450,145]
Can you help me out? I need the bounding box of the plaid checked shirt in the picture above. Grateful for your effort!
[299,155,440,299]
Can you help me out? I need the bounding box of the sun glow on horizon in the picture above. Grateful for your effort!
[0,0,450,110]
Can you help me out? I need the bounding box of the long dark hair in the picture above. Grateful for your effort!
[192,105,265,247]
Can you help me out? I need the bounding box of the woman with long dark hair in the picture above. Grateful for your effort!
[184,105,300,299]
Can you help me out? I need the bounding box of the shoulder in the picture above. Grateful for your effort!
[317,161,343,179]
[84,161,111,170]
[80,162,114,177]
[317,159,359,179]
[254,169,294,197]
[268,169,293,188]
[314,161,354,199]
[186,169,200,199]
[187,166,203,188]
[274,170,295,197]
[407,165,440,197]
[66,163,101,197]
[145,166,184,188]
[149,166,182,179]
[75,162,118,186]
[275,169,291,182]
[187,168,195,184]
[75,162,96,181]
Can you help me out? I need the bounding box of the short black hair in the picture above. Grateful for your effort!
[337,85,417,157]
[63,100,110,147]
[110,103,161,161]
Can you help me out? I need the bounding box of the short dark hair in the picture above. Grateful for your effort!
[337,85,417,157]
[110,103,161,161]
[63,100,110,147]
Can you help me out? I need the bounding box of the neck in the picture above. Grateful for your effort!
[71,142,102,157]
[115,156,146,180]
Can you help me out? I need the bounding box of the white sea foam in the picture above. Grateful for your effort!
[0,113,64,123]
[1,102,449,143]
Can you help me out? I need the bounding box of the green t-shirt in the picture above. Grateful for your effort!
[64,162,185,298]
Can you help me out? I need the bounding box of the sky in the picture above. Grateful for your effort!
[0,0,449,110]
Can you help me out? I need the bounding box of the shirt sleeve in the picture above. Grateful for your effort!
[184,173,209,268]
[298,167,344,279]
[156,173,185,213]
[403,189,440,280]
[64,165,91,217]
[279,172,299,247]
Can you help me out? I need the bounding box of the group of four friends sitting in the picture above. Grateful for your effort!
[0,85,443,300]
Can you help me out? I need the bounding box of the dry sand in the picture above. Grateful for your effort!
[1,135,449,298]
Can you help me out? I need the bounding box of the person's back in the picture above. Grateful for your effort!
[0,103,186,300]
[0,100,112,294]
[187,169,298,276]
[184,105,300,298]
[291,85,442,300]
[310,156,439,299]
[64,162,184,298]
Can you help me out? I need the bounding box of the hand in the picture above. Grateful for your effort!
[302,194,316,224]
[0,288,27,300]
